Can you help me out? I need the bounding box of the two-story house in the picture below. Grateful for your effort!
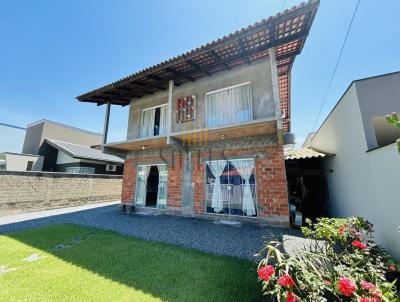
[76,1,319,226]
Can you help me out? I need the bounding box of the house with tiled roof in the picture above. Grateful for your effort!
[76,1,320,225]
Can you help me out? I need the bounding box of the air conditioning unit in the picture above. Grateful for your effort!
[106,164,116,172]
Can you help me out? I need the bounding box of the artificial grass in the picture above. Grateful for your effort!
[0,224,262,302]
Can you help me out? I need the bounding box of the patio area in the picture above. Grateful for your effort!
[0,202,301,260]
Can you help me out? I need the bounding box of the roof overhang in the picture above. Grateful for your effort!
[76,0,320,133]
[284,147,331,160]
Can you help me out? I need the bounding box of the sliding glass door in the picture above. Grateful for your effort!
[205,159,257,217]
[135,164,168,209]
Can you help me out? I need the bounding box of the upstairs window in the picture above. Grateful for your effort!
[206,82,252,128]
[141,104,167,138]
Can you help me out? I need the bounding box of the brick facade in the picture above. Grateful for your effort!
[121,153,183,211]
[121,144,289,226]
[192,146,289,223]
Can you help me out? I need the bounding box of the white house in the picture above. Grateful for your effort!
[309,71,400,259]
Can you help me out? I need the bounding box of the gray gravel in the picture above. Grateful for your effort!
[0,203,302,260]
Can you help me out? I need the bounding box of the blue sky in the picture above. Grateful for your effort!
[0,0,399,144]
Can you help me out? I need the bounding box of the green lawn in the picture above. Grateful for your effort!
[0,224,262,302]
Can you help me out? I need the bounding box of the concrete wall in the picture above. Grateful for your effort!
[5,153,44,171]
[126,57,275,140]
[0,171,122,216]
[310,83,400,259]
[0,123,26,153]
[355,72,400,149]
[23,120,102,154]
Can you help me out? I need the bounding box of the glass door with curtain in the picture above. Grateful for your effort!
[135,166,148,207]
[205,159,256,217]
[135,164,168,208]
[156,165,168,209]
[206,82,252,128]
[140,104,167,138]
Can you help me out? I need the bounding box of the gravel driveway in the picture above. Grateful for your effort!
[0,202,301,260]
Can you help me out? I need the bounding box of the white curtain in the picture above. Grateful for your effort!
[156,165,168,209]
[135,166,151,206]
[159,105,167,136]
[233,160,256,216]
[141,109,155,138]
[206,83,252,127]
[207,160,227,213]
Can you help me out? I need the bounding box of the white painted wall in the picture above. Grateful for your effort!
[0,124,26,153]
[5,153,44,171]
[310,83,400,259]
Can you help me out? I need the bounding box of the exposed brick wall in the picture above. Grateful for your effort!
[192,146,289,224]
[121,153,183,211]
[0,171,122,216]
[122,145,289,225]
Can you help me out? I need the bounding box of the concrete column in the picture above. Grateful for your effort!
[269,48,284,131]
[167,80,174,144]
[102,102,111,145]
[181,150,194,216]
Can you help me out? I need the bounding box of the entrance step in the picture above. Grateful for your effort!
[215,219,241,226]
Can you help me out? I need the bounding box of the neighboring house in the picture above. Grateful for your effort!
[23,119,102,155]
[76,1,319,226]
[0,152,43,171]
[43,139,123,174]
[0,119,126,175]
[308,71,400,259]
[0,122,26,153]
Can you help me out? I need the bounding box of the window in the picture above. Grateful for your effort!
[205,159,256,217]
[135,164,168,209]
[206,82,252,127]
[140,104,167,138]
[26,161,34,171]
[65,167,95,174]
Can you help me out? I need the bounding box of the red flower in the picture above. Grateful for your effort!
[278,274,295,288]
[338,225,346,236]
[360,280,375,291]
[389,265,396,271]
[286,292,296,302]
[257,265,275,282]
[338,277,357,297]
[352,240,367,250]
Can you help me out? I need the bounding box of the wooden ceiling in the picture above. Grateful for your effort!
[77,0,320,133]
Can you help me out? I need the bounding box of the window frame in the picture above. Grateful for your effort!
[134,163,169,208]
[205,81,253,128]
[140,103,168,138]
[203,157,257,217]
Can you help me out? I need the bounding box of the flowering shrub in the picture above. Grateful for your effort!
[257,217,399,301]
[385,112,400,153]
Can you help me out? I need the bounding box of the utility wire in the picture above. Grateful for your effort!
[311,0,361,131]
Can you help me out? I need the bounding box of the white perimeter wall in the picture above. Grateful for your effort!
[5,153,44,171]
[310,84,400,259]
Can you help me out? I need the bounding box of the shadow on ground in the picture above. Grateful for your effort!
[1,224,265,302]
